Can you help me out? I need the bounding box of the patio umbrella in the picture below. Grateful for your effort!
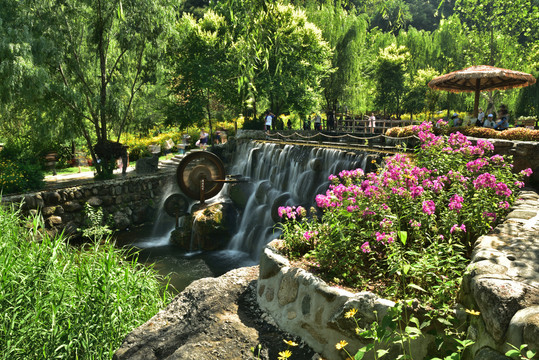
[428,65,536,118]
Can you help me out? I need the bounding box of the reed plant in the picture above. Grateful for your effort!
[0,203,171,359]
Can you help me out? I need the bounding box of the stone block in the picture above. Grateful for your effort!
[278,270,299,306]
[474,346,508,360]
[63,201,83,212]
[472,278,525,342]
[42,206,56,217]
[87,196,102,206]
[507,306,539,351]
[259,246,289,280]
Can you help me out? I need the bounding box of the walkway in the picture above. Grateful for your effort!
[43,154,186,190]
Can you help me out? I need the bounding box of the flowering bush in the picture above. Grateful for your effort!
[387,123,539,142]
[279,121,531,306]
[0,157,43,195]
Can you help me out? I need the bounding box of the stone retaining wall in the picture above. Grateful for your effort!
[257,190,539,359]
[459,190,539,359]
[1,172,175,236]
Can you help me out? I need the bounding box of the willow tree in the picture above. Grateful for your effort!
[374,44,410,118]
[306,1,370,113]
[0,0,178,177]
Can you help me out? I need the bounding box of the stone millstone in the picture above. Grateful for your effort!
[113,266,317,360]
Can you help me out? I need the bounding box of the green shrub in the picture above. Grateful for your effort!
[0,204,171,359]
[387,123,539,142]
[0,156,44,195]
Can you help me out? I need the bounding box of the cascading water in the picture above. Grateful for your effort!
[226,141,380,260]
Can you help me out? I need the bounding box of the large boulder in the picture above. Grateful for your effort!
[113,266,317,360]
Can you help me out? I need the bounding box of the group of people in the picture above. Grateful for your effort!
[450,105,510,130]
[195,128,227,150]
[476,106,510,130]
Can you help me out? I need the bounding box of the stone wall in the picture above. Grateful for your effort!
[257,190,539,359]
[459,190,539,359]
[1,172,175,236]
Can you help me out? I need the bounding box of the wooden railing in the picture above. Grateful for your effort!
[323,117,413,134]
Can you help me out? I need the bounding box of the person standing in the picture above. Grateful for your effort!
[476,108,485,126]
[265,111,272,131]
[314,113,322,131]
[368,113,376,134]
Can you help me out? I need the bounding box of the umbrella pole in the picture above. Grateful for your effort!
[473,79,480,118]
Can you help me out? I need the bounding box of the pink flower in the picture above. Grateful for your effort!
[422,200,436,215]
[482,212,497,222]
[448,194,464,212]
[380,218,393,229]
[495,182,512,197]
[361,242,371,253]
[466,158,488,172]
[450,224,466,234]
[409,219,421,228]
[374,232,395,245]
[520,168,533,177]
[473,173,497,189]
[303,230,319,241]
[490,154,504,164]
[498,201,510,209]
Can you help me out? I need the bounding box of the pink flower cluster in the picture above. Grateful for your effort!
[448,194,464,212]
[422,200,436,215]
[450,224,466,234]
[303,230,319,241]
[278,206,306,220]
[375,231,395,245]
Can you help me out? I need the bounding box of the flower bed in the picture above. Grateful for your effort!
[278,121,532,309]
[386,123,539,142]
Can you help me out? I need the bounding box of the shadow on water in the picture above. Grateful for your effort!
[115,216,256,295]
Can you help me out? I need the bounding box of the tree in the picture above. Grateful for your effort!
[374,44,410,118]
[1,0,178,177]
[167,11,232,143]
[403,67,440,120]
[306,1,370,113]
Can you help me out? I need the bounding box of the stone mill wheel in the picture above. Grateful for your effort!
[176,151,226,202]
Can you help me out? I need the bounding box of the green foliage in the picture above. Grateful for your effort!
[1,0,179,177]
[0,204,171,359]
[374,44,410,117]
[341,302,473,359]
[80,203,114,241]
[505,343,537,360]
[0,152,44,195]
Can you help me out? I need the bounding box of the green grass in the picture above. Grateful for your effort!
[0,203,171,359]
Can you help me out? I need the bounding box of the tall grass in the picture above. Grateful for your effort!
[0,203,171,359]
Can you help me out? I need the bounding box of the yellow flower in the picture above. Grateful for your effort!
[336,340,348,350]
[465,309,481,316]
[344,308,358,319]
[355,327,360,334]
[283,339,298,347]
[278,350,292,359]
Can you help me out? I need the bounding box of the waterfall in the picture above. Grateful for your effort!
[226,141,380,260]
